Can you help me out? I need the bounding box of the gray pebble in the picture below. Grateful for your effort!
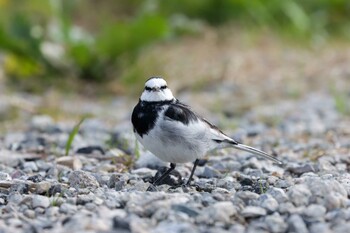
[0,172,11,181]
[266,187,288,203]
[309,222,332,233]
[265,213,288,233]
[59,203,77,214]
[68,170,100,189]
[241,206,267,218]
[23,161,39,172]
[32,195,50,209]
[287,163,316,175]
[302,204,326,222]
[288,214,308,233]
[23,209,36,219]
[257,194,279,213]
[288,184,312,206]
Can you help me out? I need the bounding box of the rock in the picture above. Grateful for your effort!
[32,195,50,209]
[0,172,11,181]
[153,221,195,233]
[113,217,131,231]
[10,182,29,194]
[241,206,267,218]
[199,166,221,178]
[76,194,95,205]
[235,191,260,204]
[27,174,44,183]
[23,209,36,219]
[288,214,308,233]
[59,203,77,214]
[57,156,82,170]
[23,161,39,172]
[76,146,105,155]
[197,201,236,224]
[257,194,279,213]
[172,204,199,217]
[309,222,332,233]
[131,168,157,177]
[287,163,316,175]
[287,184,311,206]
[68,170,99,189]
[266,187,288,203]
[323,192,346,210]
[229,224,246,233]
[30,181,51,194]
[302,204,326,222]
[265,213,288,233]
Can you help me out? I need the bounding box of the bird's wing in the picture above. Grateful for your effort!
[164,101,282,164]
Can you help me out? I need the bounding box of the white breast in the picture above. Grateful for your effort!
[135,109,217,163]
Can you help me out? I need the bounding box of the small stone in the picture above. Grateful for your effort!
[32,195,50,209]
[241,206,267,218]
[287,163,316,175]
[229,224,245,233]
[199,166,221,178]
[288,214,308,233]
[76,146,105,155]
[8,192,23,204]
[0,172,11,181]
[113,216,131,230]
[27,174,44,183]
[48,184,62,196]
[131,168,156,177]
[323,192,346,210]
[46,206,60,218]
[10,182,29,194]
[23,209,36,219]
[303,204,326,222]
[266,187,289,203]
[57,156,82,170]
[23,161,38,172]
[235,191,260,204]
[77,194,94,205]
[265,213,288,233]
[30,181,51,194]
[172,204,199,217]
[257,194,279,213]
[288,184,312,206]
[68,170,99,189]
[309,222,331,233]
[60,203,77,214]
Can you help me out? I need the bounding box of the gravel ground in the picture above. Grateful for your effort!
[0,89,350,233]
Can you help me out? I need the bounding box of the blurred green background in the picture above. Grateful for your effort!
[0,0,349,93]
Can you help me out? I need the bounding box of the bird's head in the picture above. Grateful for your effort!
[140,77,175,102]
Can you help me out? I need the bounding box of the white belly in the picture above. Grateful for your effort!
[136,119,214,163]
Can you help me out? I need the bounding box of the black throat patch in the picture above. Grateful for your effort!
[131,100,173,137]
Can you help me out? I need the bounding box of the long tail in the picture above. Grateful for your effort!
[232,143,283,164]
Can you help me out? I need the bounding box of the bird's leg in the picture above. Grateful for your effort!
[147,163,176,192]
[186,159,199,185]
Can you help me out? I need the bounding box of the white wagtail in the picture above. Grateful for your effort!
[132,77,282,190]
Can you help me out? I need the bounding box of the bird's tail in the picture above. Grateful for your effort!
[232,143,282,164]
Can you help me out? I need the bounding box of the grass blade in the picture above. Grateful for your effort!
[65,116,86,156]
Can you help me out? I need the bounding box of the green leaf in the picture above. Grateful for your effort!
[65,116,87,156]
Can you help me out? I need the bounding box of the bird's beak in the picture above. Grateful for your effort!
[152,87,160,92]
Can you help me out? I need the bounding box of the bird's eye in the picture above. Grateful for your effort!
[160,85,167,90]
[145,86,152,91]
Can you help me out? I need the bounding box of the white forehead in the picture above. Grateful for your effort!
[145,78,167,88]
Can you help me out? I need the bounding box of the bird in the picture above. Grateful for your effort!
[131,77,282,190]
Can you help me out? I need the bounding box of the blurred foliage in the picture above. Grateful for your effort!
[0,0,349,91]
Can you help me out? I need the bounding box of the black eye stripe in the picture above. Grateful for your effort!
[145,87,152,91]
[160,85,167,89]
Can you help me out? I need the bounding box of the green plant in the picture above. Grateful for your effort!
[65,116,87,156]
